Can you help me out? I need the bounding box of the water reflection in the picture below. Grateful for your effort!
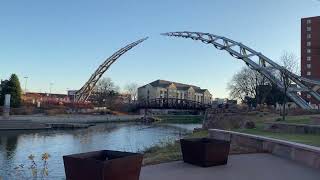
[0,123,200,179]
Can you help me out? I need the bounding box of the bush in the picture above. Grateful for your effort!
[275,118,282,121]
[44,108,67,115]
[10,107,36,115]
[244,121,256,129]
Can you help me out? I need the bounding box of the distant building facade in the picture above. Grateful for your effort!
[212,98,237,106]
[301,16,320,106]
[67,90,78,102]
[22,92,71,105]
[138,80,212,104]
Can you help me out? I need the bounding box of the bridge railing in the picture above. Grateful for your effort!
[138,98,212,110]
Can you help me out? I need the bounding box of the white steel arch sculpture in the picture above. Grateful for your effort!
[75,37,148,102]
[162,31,320,109]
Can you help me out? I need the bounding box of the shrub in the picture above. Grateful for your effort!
[12,153,50,180]
[44,108,67,115]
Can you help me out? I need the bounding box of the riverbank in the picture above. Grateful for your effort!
[0,114,143,124]
[154,115,204,124]
[143,130,208,165]
[0,114,144,130]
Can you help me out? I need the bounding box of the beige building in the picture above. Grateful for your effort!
[138,80,212,104]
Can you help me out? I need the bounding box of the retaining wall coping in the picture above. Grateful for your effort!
[209,129,320,154]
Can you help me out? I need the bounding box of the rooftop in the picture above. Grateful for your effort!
[140,79,210,93]
[150,79,201,89]
[302,16,320,20]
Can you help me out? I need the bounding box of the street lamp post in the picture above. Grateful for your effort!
[49,82,54,96]
[24,76,28,94]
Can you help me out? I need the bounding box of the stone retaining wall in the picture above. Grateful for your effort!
[140,109,201,115]
[0,115,143,124]
[203,110,247,130]
[264,122,320,135]
[209,129,320,170]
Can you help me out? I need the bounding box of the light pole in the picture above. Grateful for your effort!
[24,76,28,94]
[49,82,54,96]
[66,88,70,102]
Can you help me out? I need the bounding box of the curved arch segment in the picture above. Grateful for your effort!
[162,31,320,109]
[75,37,148,102]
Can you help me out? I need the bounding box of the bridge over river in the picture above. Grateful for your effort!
[137,98,212,110]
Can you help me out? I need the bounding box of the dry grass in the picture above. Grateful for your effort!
[143,130,208,165]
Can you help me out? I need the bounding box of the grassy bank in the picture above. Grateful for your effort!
[143,130,208,165]
[143,114,320,166]
[229,113,320,147]
[277,115,313,124]
[267,114,320,125]
[234,123,320,147]
[154,115,204,124]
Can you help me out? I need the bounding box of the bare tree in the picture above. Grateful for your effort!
[280,51,299,75]
[93,77,120,107]
[227,67,269,106]
[278,51,299,120]
[124,83,138,103]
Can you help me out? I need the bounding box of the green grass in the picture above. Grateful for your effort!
[234,114,320,147]
[154,115,204,124]
[143,130,208,165]
[235,126,320,147]
[278,116,313,124]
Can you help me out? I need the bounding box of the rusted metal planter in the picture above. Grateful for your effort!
[180,138,230,167]
[63,150,143,180]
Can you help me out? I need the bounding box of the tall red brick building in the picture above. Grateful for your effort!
[301,16,320,105]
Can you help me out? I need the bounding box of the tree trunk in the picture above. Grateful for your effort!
[282,75,288,121]
[282,93,286,121]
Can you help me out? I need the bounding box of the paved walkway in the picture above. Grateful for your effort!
[140,153,320,180]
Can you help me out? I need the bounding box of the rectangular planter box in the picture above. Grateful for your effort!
[63,150,143,180]
[180,138,230,167]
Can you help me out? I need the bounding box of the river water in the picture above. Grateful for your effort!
[0,123,201,179]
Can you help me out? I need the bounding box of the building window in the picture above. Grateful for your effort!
[307,56,311,61]
[307,64,311,69]
[307,34,312,39]
[307,41,311,46]
[307,71,311,76]
[307,19,312,24]
[307,26,312,31]
[307,49,311,54]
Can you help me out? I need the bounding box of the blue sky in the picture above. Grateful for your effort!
[0,0,319,98]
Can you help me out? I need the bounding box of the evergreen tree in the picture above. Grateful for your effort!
[0,80,9,106]
[0,74,22,107]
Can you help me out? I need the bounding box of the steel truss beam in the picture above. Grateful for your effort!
[75,37,148,102]
[162,31,320,109]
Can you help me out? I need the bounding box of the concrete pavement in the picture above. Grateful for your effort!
[140,153,320,180]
